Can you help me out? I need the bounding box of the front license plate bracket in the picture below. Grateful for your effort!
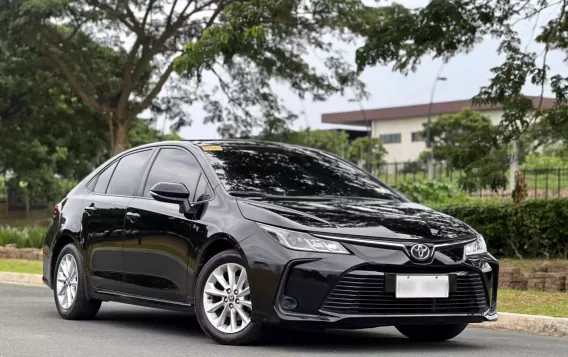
[385,273,457,294]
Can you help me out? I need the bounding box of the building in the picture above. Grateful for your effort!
[321,128,368,142]
[322,96,556,163]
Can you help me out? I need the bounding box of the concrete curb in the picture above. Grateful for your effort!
[0,272,44,286]
[472,312,568,337]
[0,273,566,337]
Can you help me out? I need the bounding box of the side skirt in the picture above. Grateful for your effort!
[90,289,195,314]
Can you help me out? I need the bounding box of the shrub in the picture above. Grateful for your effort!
[395,179,466,204]
[0,226,47,248]
[521,154,567,170]
[431,198,568,259]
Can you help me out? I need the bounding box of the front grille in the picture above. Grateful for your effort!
[321,269,488,315]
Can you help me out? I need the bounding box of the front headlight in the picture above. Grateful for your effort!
[257,223,350,254]
[464,235,487,256]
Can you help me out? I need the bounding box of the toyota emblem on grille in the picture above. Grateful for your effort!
[410,244,432,261]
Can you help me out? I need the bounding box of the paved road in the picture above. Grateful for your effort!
[0,283,566,357]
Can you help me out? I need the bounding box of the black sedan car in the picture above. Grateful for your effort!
[42,140,498,345]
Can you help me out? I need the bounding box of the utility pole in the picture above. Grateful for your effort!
[426,71,447,179]
[510,140,519,191]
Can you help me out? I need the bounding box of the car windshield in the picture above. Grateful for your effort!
[202,143,401,200]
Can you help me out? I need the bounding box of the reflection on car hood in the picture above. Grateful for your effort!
[238,197,476,241]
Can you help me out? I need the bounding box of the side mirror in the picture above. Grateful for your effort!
[150,182,191,213]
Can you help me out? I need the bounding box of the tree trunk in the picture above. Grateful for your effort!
[112,123,128,156]
[106,111,130,156]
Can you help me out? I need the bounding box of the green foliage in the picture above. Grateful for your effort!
[0,226,47,248]
[433,199,568,259]
[127,118,183,149]
[354,0,568,144]
[347,136,387,165]
[287,129,350,157]
[522,154,568,170]
[425,108,508,191]
[1,0,368,151]
[395,179,465,204]
[0,176,5,198]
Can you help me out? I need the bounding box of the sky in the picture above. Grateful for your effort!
[171,0,566,140]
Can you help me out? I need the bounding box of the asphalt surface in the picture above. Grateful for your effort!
[0,283,566,357]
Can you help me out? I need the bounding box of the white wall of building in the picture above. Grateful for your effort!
[372,109,504,163]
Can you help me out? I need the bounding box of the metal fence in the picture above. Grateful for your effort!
[370,161,568,199]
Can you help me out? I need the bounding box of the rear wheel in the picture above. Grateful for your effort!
[395,324,468,342]
[53,243,101,320]
[195,250,264,345]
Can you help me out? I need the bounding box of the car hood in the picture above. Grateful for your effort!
[237,197,476,241]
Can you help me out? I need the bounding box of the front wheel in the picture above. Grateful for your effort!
[53,243,101,320]
[395,323,468,342]
[195,250,264,345]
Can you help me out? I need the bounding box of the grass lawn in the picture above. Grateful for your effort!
[0,258,42,275]
[499,289,568,318]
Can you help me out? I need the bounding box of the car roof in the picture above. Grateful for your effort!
[187,139,291,147]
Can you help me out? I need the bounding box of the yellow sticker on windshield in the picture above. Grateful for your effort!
[202,145,223,151]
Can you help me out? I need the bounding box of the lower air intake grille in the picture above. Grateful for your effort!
[321,270,487,315]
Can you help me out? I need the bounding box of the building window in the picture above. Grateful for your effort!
[379,133,401,144]
[411,131,425,142]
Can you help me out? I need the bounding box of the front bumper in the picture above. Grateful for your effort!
[240,231,499,329]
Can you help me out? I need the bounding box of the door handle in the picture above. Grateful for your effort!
[126,212,141,222]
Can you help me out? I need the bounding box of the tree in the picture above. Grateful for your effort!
[347,136,387,167]
[424,108,508,191]
[128,118,183,148]
[353,0,568,141]
[287,129,350,157]
[1,0,368,154]
[0,39,109,206]
[0,40,175,207]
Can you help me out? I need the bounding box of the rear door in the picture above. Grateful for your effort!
[122,147,212,302]
[82,149,153,291]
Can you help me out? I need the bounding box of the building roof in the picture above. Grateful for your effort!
[321,96,556,126]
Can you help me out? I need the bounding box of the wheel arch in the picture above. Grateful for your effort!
[190,234,244,298]
[49,227,83,288]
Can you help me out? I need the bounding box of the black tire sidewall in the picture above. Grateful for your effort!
[194,250,263,345]
[53,242,98,319]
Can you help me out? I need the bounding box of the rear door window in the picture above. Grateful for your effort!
[93,162,117,194]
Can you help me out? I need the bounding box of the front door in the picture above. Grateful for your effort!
[122,147,208,303]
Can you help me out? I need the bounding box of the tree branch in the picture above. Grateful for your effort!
[116,36,146,117]
[205,1,229,28]
[167,0,181,26]
[538,0,567,111]
[36,42,103,113]
[86,0,144,36]
[135,62,175,113]
[142,0,158,29]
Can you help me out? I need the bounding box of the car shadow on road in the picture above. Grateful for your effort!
[92,307,487,353]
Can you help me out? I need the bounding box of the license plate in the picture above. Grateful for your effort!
[396,275,449,298]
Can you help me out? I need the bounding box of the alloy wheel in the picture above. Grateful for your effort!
[203,263,252,334]
[56,253,79,310]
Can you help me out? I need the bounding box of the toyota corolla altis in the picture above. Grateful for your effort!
[42,140,498,345]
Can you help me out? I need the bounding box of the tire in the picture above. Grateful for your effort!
[395,323,468,342]
[195,250,264,345]
[53,243,102,320]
